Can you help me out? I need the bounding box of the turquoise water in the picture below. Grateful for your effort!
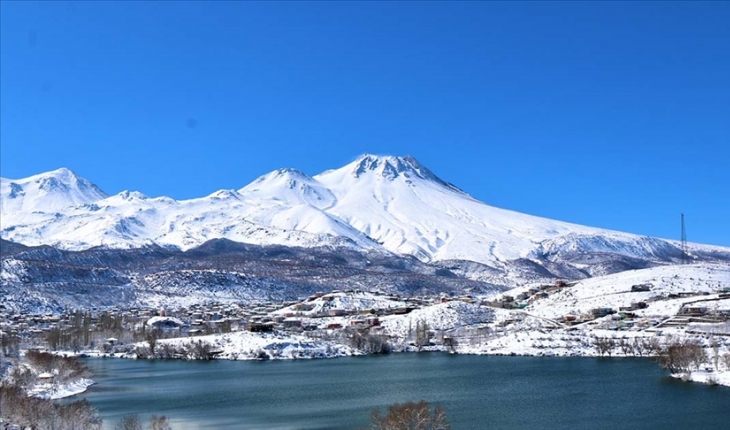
[74,354,730,429]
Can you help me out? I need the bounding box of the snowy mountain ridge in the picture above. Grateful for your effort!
[1,155,728,270]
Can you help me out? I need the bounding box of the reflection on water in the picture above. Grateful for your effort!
[71,354,730,430]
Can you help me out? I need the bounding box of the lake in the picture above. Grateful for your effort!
[73,354,730,429]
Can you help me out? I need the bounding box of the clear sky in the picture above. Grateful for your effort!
[1,1,728,247]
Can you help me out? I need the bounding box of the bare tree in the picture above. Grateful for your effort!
[592,337,615,357]
[159,342,181,359]
[415,321,430,352]
[632,337,645,357]
[365,400,450,430]
[150,414,173,430]
[1,331,21,358]
[344,328,392,354]
[25,350,92,383]
[116,414,143,430]
[146,328,160,358]
[618,338,633,356]
[658,339,706,373]
[722,353,730,371]
[710,338,720,370]
[70,338,81,354]
[59,399,103,429]
[443,336,457,354]
[187,340,215,360]
[46,326,61,351]
[642,337,662,357]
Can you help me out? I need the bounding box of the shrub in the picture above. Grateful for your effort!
[365,400,450,430]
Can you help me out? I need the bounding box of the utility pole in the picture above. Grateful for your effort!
[681,213,688,264]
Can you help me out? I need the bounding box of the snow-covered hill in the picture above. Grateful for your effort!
[520,263,730,320]
[2,156,728,270]
[0,239,502,313]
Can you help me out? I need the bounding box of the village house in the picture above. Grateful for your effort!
[282,317,302,329]
[328,308,346,317]
[679,306,708,316]
[591,307,615,318]
[631,283,652,292]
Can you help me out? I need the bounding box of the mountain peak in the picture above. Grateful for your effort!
[239,167,335,209]
[244,168,317,190]
[352,154,423,179]
[35,168,106,196]
[32,168,76,191]
[344,154,464,194]
[271,168,311,179]
[116,190,149,201]
[46,167,77,178]
[207,189,242,200]
[0,168,108,215]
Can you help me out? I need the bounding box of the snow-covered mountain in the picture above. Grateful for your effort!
[313,155,621,263]
[0,168,107,215]
[1,155,728,270]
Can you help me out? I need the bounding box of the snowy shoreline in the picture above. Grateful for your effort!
[72,348,730,389]
[27,378,96,400]
[672,370,730,387]
[59,332,730,390]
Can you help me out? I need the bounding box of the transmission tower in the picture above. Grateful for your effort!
[681,213,688,264]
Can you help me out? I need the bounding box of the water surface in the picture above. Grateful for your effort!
[74,354,730,429]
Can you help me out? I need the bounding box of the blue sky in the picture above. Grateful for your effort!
[1,1,728,246]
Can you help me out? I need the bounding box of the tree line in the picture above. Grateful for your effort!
[591,335,730,376]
